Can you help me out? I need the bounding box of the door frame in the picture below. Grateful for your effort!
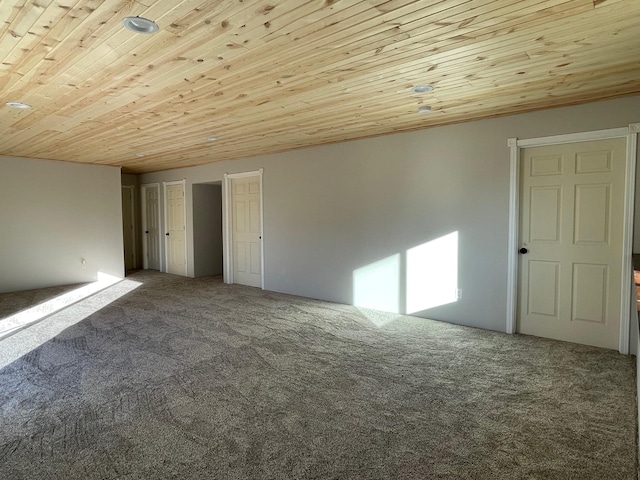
[140,183,161,270]
[163,179,188,276]
[506,124,639,354]
[121,185,136,269]
[223,169,264,288]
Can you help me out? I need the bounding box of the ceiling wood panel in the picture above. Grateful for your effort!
[1,0,639,173]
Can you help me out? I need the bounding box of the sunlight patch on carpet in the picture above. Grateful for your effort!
[0,276,141,369]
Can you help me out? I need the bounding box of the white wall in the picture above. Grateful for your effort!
[0,156,124,293]
[140,96,640,333]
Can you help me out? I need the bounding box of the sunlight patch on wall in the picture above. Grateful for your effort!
[406,231,458,314]
[353,254,400,314]
[0,275,141,369]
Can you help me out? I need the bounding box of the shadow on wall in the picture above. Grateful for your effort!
[353,231,459,326]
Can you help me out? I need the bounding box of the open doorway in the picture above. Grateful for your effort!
[193,182,223,278]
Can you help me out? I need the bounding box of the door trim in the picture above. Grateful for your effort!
[223,169,264,289]
[140,183,161,270]
[121,185,136,269]
[163,179,187,276]
[506,124,639,354]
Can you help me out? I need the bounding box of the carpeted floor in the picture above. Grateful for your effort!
[0,270,636,479]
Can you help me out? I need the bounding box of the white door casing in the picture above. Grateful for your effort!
[141,183,161,270]
[223,170,264,288]
[164,180,187,276]
[517,139,626,350]
[507,124,639,354]
[121,186,136,270]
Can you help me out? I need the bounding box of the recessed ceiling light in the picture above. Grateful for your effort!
[207,136,218,142]
[6,102,31,109]
[412,85,434,94]
[135,153,145,157]
[123,17,159,34]
[418,106,433,114]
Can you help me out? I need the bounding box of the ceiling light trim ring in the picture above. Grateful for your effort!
[412,85,434,94]
[123,17,159,34]
[6,102,32,109]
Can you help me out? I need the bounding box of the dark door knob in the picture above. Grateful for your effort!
[519,247,528,254]
[145,231,149,234]
[166,233,170,236]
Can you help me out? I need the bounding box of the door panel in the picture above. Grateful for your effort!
[232,177,262,287]
[529,186,561,242]
[574,184,610,244]
[165,182,187,276]
[572,263,607,324]
[517,138,626,350]
[143,185,160,270]
[527,261,559,318]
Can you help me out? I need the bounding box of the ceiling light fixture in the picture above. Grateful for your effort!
[123,17,159,34]
[135,153,145,157]
[6,102,31,109]
[412,85,434,94]
[418,106,433,114]
[207,136,218,142]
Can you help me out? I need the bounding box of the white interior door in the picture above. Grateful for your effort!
[142,184,160,270]
[517,138,627,350]
[165,181,187,276]
[232,176,262,287]
[121,186,135,271]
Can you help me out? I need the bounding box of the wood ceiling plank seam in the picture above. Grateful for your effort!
[51,0,560,122]
[0,2,106,104]
[22,49,636,157]
[293,1,596,80]
[2,0,149,96]
[238,0,359,43]
[3,3,178,98]
[42,2,384,113]
[345,24,640,93]
[435,35,640,88]
[104,4,624,133]
[228,3,597,105]
[0,0,64,74]
[114,63,640,149]
[11,2,298,124]
[56,61,640,158]
[363,8,640,78]
[124,86,640,172]
[259,0,476,45]
[430,66,640,111]
[154,1,478,89]
[119,0,596,114]
[392,0,580,42]
[0,0,52,71]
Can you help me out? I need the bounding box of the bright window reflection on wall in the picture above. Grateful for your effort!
[353,253,400,314]
[406,231,458,314]
[352,231,460,326]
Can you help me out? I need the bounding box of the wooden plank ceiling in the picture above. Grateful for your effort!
[1,0,639,173]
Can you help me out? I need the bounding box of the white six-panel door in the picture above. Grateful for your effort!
[165,181,187,276]
[517,138,626,350]
[231,176,262,287]
[142,184,161,270]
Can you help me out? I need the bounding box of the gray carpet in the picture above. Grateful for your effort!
[0,270,636,479]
